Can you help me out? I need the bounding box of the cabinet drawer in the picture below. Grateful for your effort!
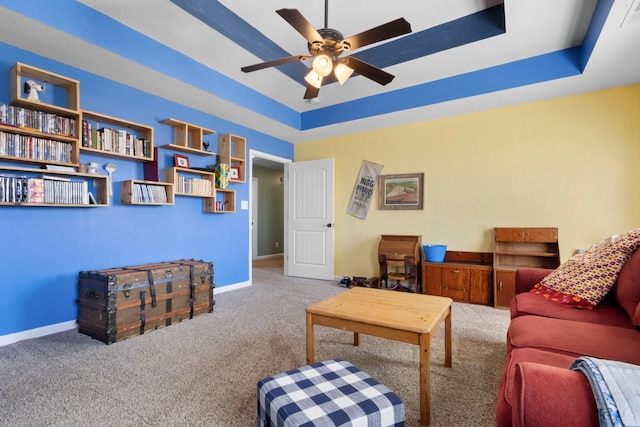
[441,267,470,301]
[495,228,525,242]
[524,228,557,242]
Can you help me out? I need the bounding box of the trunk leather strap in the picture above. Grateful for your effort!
[139,290,146,334]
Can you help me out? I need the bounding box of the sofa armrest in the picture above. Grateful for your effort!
[513,362,598,427]
[515,268,554,294]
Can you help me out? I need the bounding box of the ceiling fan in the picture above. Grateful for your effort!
[240,1,412,100]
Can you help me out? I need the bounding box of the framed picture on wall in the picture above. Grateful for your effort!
[230,166,240,180]
[174,154,190,168]
[378,173,424,210]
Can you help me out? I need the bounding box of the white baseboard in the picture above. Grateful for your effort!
[0,281,252,347]
[252,253,283,260]
[0,320,77,347]
[214,280,250,294]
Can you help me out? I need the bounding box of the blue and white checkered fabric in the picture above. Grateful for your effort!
[257,359,405,427]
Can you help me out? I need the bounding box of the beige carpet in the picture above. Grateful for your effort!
[0,256,510,426]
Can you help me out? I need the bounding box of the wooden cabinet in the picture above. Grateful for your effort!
[217,134,246,183]
[422,251,493,305]
[494,270,516,308]
[0,165,108,207]
[2,63,81,166]
[159,118,216,156]
[493,227,560,308]
[81,110,154,160]
[120,180,174,205]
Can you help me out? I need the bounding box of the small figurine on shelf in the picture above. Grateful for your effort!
[203,141,210,152]
[24,80,45,101]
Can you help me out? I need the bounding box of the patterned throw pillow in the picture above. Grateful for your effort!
[530,228,640,308]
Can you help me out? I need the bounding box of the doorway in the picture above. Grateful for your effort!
[249,150,290,281]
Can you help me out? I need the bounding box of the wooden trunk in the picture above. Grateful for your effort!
[77,259,214,344]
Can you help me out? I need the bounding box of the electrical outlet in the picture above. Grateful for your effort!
[275,242,279,248]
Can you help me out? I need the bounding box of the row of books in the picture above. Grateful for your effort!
[0,175,93,204]
[133,183,168,203]
[177,175,212,196]
[0,131,73,163]
[82,120,151,158]
[0,103,77,137]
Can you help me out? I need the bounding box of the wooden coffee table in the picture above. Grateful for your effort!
[306,287,452,426]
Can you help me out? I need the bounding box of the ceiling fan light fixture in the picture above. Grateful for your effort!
[304,69,323,88]
[312,54,333,77]
[334,63,354,85]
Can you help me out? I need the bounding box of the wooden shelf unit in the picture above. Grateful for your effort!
[217,134,246,183]
[3,63,81,166]
[159,118,215,156]
[10,62,80,113]
[493,227,560,308]
[163,167,215,198]
[205,188,235,213]
[0,165,108,207]
[120,180,174,205]
[422,251,493,305]
[81,110,154,161]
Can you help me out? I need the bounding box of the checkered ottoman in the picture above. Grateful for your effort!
[257,359,405,427]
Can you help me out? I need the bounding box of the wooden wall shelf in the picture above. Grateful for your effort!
[163,167,214,198]
[10,62,80,113]
[217,134,246,183]
[81,110,154,161]
[159,118,215,156]
[0,165,108,207]
[121,180,174,205]
[205,188,235,213]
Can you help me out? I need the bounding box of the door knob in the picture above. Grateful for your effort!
[327,223,333,227]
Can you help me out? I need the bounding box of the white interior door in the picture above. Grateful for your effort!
[285,159,334,280]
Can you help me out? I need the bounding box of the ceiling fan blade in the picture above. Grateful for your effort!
[342,56,395,86]
[241,55,309,73]
[304,84,320,100]
[343,18,411,51]
[276,9,324,44]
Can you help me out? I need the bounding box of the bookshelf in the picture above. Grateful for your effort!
[3,63,81,166]
[163,167,214,198]
[159,118,215,156]
[0,165,108,207]
[217,133,246,183]
[493,227,560,308]
[205,188,235,213]
[120,180,174,205]
[81,110,154,161]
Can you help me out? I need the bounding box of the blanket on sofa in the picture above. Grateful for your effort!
[570,356,640,427]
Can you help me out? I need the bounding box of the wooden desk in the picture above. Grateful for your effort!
[306,287,452,426]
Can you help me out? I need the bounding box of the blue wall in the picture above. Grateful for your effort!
[0,44,293,336]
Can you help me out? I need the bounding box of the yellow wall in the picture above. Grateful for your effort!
[295,85,640,278]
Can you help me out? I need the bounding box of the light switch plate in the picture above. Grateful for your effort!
[241,200,248,210]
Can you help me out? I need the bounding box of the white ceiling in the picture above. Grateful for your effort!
[1,0,639,144]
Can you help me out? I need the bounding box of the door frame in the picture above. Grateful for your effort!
[248,150,291,285]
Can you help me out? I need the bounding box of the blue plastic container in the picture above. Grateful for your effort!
[423,245,447,262]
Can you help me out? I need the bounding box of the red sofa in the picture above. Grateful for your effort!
[496,248,640,427]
